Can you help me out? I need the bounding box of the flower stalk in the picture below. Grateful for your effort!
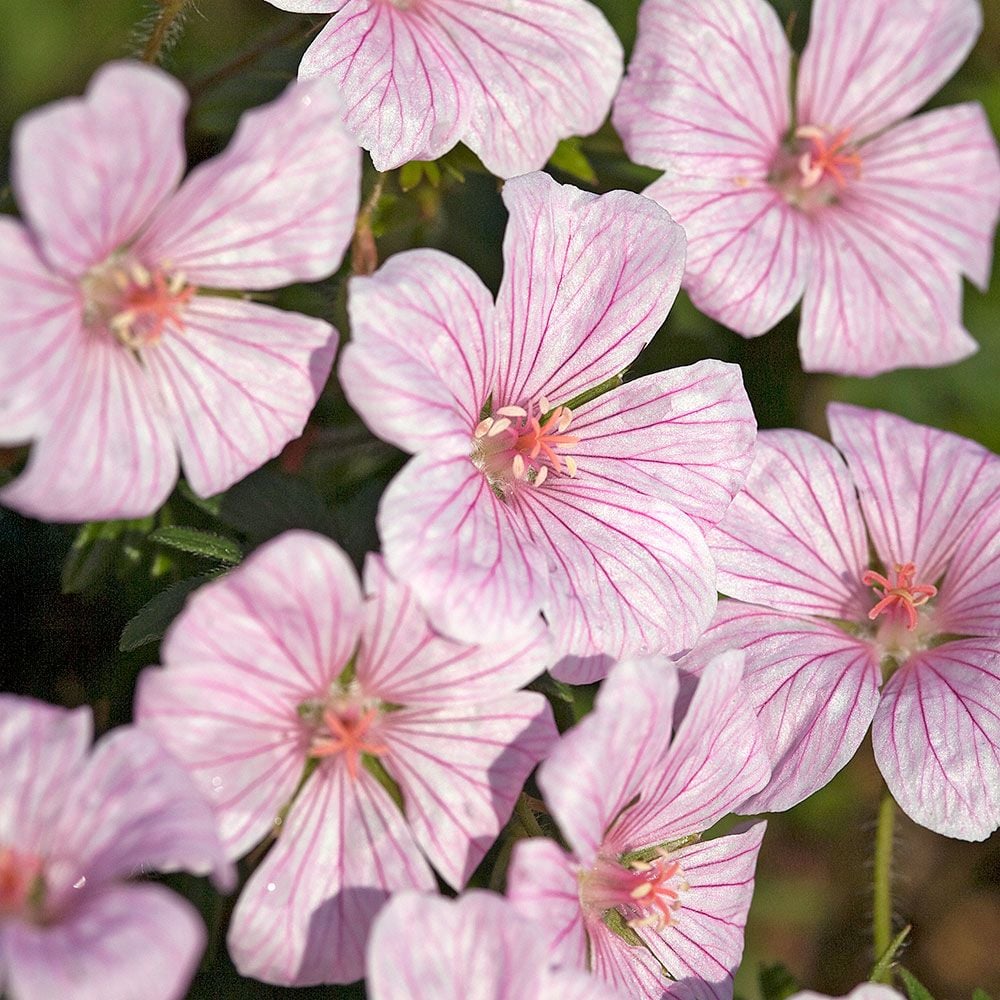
[872,790,896,982]
[140,0,191,64]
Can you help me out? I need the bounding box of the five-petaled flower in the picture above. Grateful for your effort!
[680,404,1000,840]
[0,60,360,522]
[264,0,623,177]
[136,531,556,985]
[340,171,757,683]
[507,653,769,999]
[613,0,1000,375]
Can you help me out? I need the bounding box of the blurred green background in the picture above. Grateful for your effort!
[1,0,998,997]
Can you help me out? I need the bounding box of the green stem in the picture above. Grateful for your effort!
[870,924,910,984]
[514,793,545,839]
[141,0,190,64]
[872,791,896,981]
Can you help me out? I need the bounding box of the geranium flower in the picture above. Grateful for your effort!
[367,891,626,999]
[613,0,1000,375]
[340,171,756,683]
[136,530,556,985]
[0,60,360,522]
[680,404,1000,839]
[265,0,623,177]
[507,653,770,999]
[0,696,232,1000]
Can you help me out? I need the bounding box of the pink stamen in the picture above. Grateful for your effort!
[795,125,862,190]
[581,850,686,931]
[310,706,388,780]
[862,562,937,632]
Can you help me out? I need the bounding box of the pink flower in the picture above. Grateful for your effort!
[340,171,756,683]
[265,0,623,177]
[135,530,556,985]
[613,0,1000,375]
[0,61,361,522]
[0,696,232,1000]
[681,403,1000,839]
[507,653,770,999]
[367,890,627,999]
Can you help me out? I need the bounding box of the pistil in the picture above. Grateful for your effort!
[862,562,937,632]
[581,849,686,932]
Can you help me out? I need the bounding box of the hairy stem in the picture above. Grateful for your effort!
[141,0,190,64]
[872,790,896,981]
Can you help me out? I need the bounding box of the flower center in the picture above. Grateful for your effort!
[769,124,861,211]
[81,253,196,350]
[580,849,686,932]
[303,688,388,781]
[0,845,45,921]
[471,396,580,497]
[862,562,938,633]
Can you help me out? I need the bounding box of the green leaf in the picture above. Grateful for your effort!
[548,137,598,185]
[119,575,216,652]
[61,518,153,593]
[898,967,936,1000]
[398,160,424,192]
[758,963,799,1000]
[148,526,242,564]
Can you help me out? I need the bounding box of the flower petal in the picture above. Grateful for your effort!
[934,501,1000,637]
[643,823,766,1000]
[341,249,496,455]
[138,79,360,289]
[507,838,590,971]
[3,883,203,1000]
[299,0,468,172]
[358,555,551,704]
[709,430,872,620]
[378,450,548,646]
[872,639,1000,840]
[612,651,769,848]
[798,0,982,141]
[849,104,1000,290]
[0,335,178,522]
[0,219,83,445]
[409,0,623,178]
[495,172,685,408]
[588,919,675,1000]
[677,603,881,813]
[266,0,342,10]
[381,694,556,888]
[11,61,186,277]
[538,659,679,864]
[525,480,716,683]
[569,360,756,529]
[142,296,337,498]
[614,0,790,177]
[827,404,1000,582]
[227,765,434,985]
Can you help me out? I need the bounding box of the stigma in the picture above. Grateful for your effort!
[304,688,388,781]
[769,124,862,211]
[862,562,937,632]
[580,849,686,932]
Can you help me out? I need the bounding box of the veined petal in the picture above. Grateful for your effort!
[495,173,686,408]
[677,604,881,813]
[266,0,343,10]
[642,824,765,1000]
[798,0,982,141]
[827,404,1000,583]
[0,335,178,522]
[507,838,590,971]
[378,451,548,646]
[569,360,756,529]
[709,430,872,620]
[11,61,186,277]
[0,219,83,445]
[801,206,974,375]
[614,0,791,177]
[358,555,552,705]
[872,639,1000,841]
[588,918,675,1000]
[0,697,91,852]
[538,660,679,865]
[138,79,361,288]
[644,177,811,338]
[612,651,769,849]
[850,104,1000,290]
[341,249,495,454]
[142,296,337,499]
[159,531,364,699]
[411,0,623,178]
[524,481,716,683]
[934,501,1000,637]
[3,883,203,1000]
[381,695,556,888]
[298,1,468,172]
[227,765,434,985]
